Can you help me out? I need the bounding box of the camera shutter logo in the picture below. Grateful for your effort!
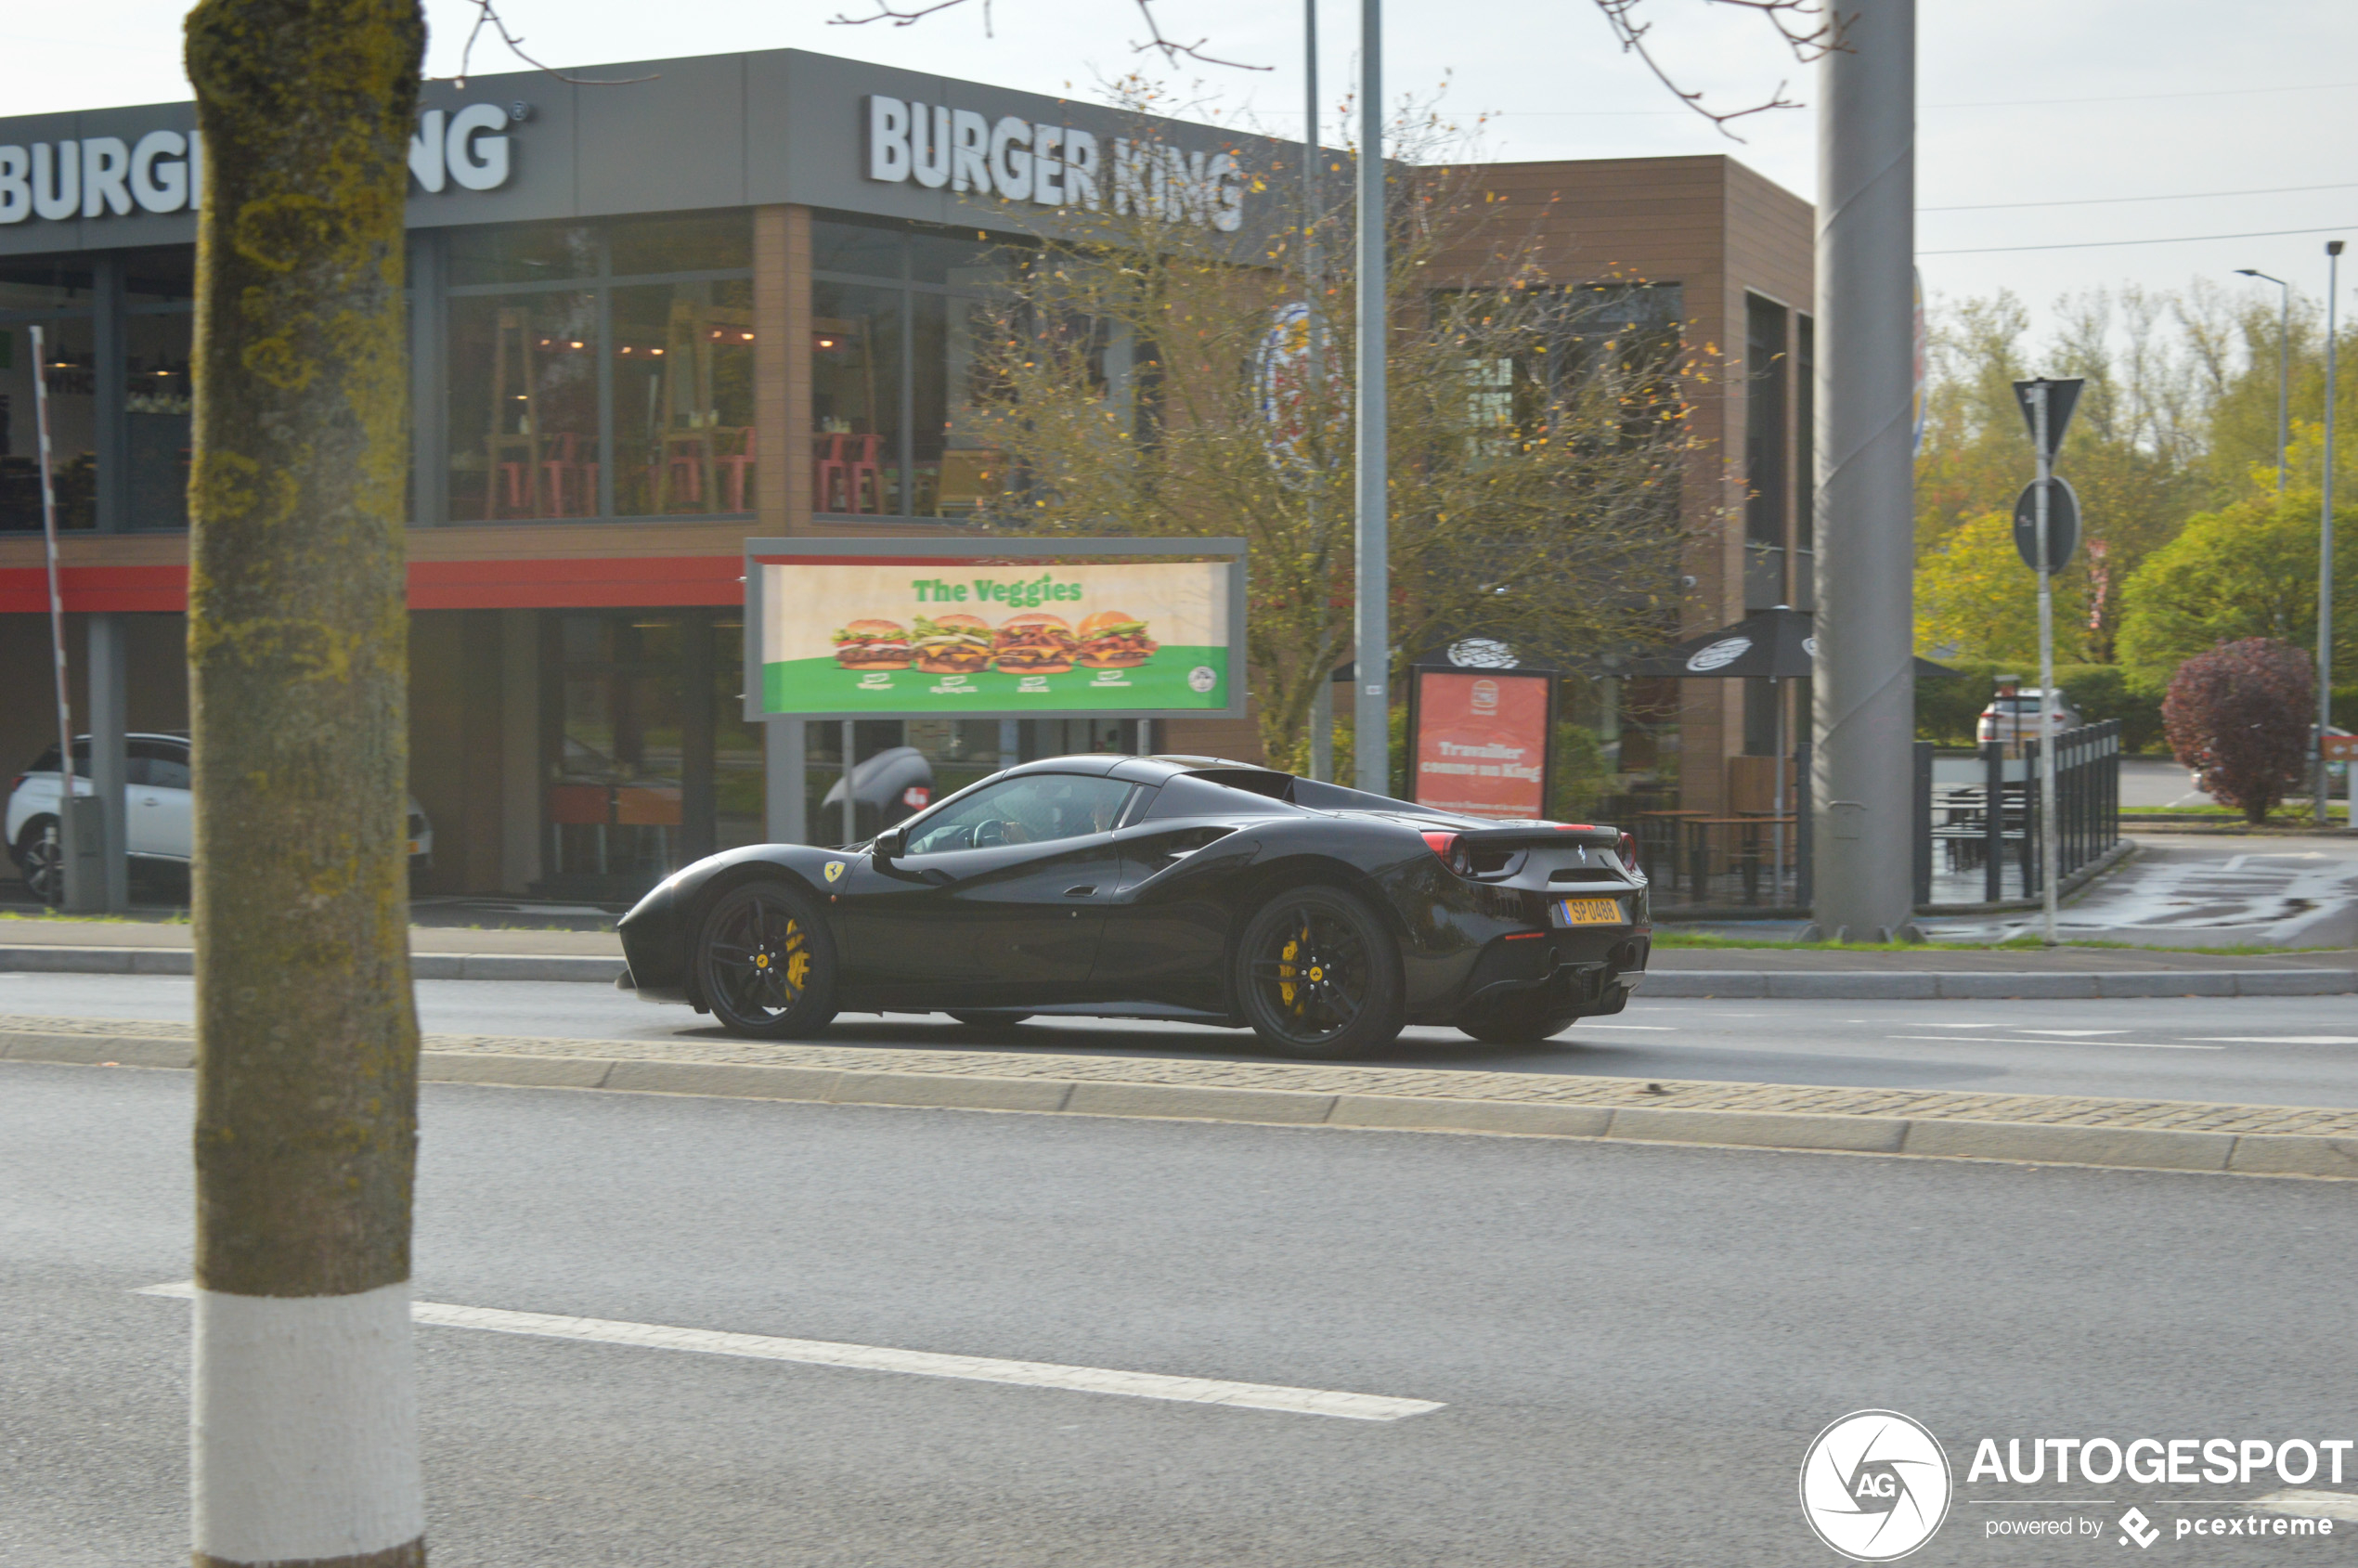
[1798,1410,1952,1562]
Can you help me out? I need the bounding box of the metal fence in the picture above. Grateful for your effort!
[1605,722,2120,915]
[1913,720,2121,906]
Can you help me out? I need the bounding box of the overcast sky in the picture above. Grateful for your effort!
[8,0,2355,352]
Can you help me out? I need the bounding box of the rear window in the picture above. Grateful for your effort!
[26,742,88,772]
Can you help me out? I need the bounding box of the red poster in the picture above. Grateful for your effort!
[1412,670,1549,819]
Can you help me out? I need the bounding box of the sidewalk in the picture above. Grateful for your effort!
[7,1013,2352,1180]
[2,914,2350,996]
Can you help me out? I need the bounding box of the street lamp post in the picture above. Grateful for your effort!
[1353,0,1388,796]
[2235,267,2291,496]
[1303,0,1333,783]
[2321,240,2342,827]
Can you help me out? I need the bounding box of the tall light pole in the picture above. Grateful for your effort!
[1353,0,1389,795]
[1808,0,1918,942]
[2320,240,2342,826]
[2235,267,2291,496]
[1304,0,1333,782]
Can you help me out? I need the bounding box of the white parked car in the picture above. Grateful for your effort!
[1976,690,2082,747]
[6,732,433,904]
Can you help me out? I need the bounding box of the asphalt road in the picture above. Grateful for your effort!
[6,1061,2352,1567]
[8,971,2358,1107]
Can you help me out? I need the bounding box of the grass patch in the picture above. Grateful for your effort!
[0,908,189,926]
[1650,930,2346,955]
[2123,804,2348,823]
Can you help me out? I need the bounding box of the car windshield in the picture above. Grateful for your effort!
[905,774,1133,854]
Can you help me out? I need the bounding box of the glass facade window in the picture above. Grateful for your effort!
[448,222,602,286]
[811,279,903,513]
[447,291,602,521]
[811,214,1012,520]
[0,257,98,531]
[124,247,195,532]
[542,608,764,897]
[439,213,754,524]
[614,279,757,516]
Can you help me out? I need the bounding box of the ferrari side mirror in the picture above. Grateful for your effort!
[874,825,908,861]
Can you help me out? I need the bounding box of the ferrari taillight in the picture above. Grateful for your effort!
[1419,830,1471,875]
[1616,831,1637,867]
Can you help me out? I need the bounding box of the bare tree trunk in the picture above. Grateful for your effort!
[185,4,427,1565]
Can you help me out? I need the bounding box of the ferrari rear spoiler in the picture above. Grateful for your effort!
[1455,823,1622,849]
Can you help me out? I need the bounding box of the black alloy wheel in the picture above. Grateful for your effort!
[947,1011,1035,1028]
[694,881,838,1038]
[16,819,62,907]
[1236,885,1405,1058]
[1455,993,1579,1045]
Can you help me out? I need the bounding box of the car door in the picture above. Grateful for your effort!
[127,740,193,861]
[831,772,1132,1007]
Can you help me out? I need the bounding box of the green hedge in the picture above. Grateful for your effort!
[1915,661,2168,753]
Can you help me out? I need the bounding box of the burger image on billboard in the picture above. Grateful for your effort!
[911,614,994,674]
[994,612,1080,674]
[831,618,913,670]
[1075,610,1157,668]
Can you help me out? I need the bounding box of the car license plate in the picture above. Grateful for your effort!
[1557,897,1623,927]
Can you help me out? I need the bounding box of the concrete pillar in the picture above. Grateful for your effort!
[84,612,130,912]
[499,609,541,893]
[765,719,806,845]
[1808,0,1919,942]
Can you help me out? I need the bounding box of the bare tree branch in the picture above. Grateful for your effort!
[439,1,660,88]
[1588,0,1843,141]
[830,0,1272,72]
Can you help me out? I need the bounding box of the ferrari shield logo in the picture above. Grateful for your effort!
[823,861,846,883]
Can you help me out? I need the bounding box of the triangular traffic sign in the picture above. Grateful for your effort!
[2013,377,2084,463]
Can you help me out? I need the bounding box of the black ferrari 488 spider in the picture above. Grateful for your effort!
[616,754,1650,1057]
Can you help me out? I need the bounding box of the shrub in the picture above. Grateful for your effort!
[2054,665,2166,754]
[1916,661,2001,746]
[2161,639,2315,824]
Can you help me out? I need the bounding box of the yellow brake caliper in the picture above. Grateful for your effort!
[784,919,810,990]
[1278,934,1300,1010]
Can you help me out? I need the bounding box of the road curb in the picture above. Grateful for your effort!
[9,1026,2355,1180]
[1647,968,2356,999]
[0,945,625,983]
[5,943,2344,999]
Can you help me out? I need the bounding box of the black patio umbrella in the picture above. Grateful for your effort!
[1622,606,1959,681]
[1619,608,1955,902]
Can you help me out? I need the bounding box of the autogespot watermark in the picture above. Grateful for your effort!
[1802,1414,2352,1558]
[1801,1411,1955,1562]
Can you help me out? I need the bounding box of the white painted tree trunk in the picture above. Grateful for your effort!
[193,1286,423,1565]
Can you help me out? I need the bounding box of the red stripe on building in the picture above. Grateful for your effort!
[0,556,745,614]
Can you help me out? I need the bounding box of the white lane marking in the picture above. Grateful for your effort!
[1570,1023,1676,1030]
[1900,1025,2130,1036]
[138,1283,1439,1422]
[2187,1036,2358,1045]
[1886,1036,2225,1051]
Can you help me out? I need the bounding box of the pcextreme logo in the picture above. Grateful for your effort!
[1800,1410,1955,1562]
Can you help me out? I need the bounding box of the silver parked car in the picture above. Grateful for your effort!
[6,732,433,903]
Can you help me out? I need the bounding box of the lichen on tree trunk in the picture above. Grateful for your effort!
[188,0,425,1300]
[185,2,428,1562]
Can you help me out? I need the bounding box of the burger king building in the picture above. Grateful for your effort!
[0,47,1815,903]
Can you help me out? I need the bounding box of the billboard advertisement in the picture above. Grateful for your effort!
[1406,666,1554,821]
[745,538,1246,719]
